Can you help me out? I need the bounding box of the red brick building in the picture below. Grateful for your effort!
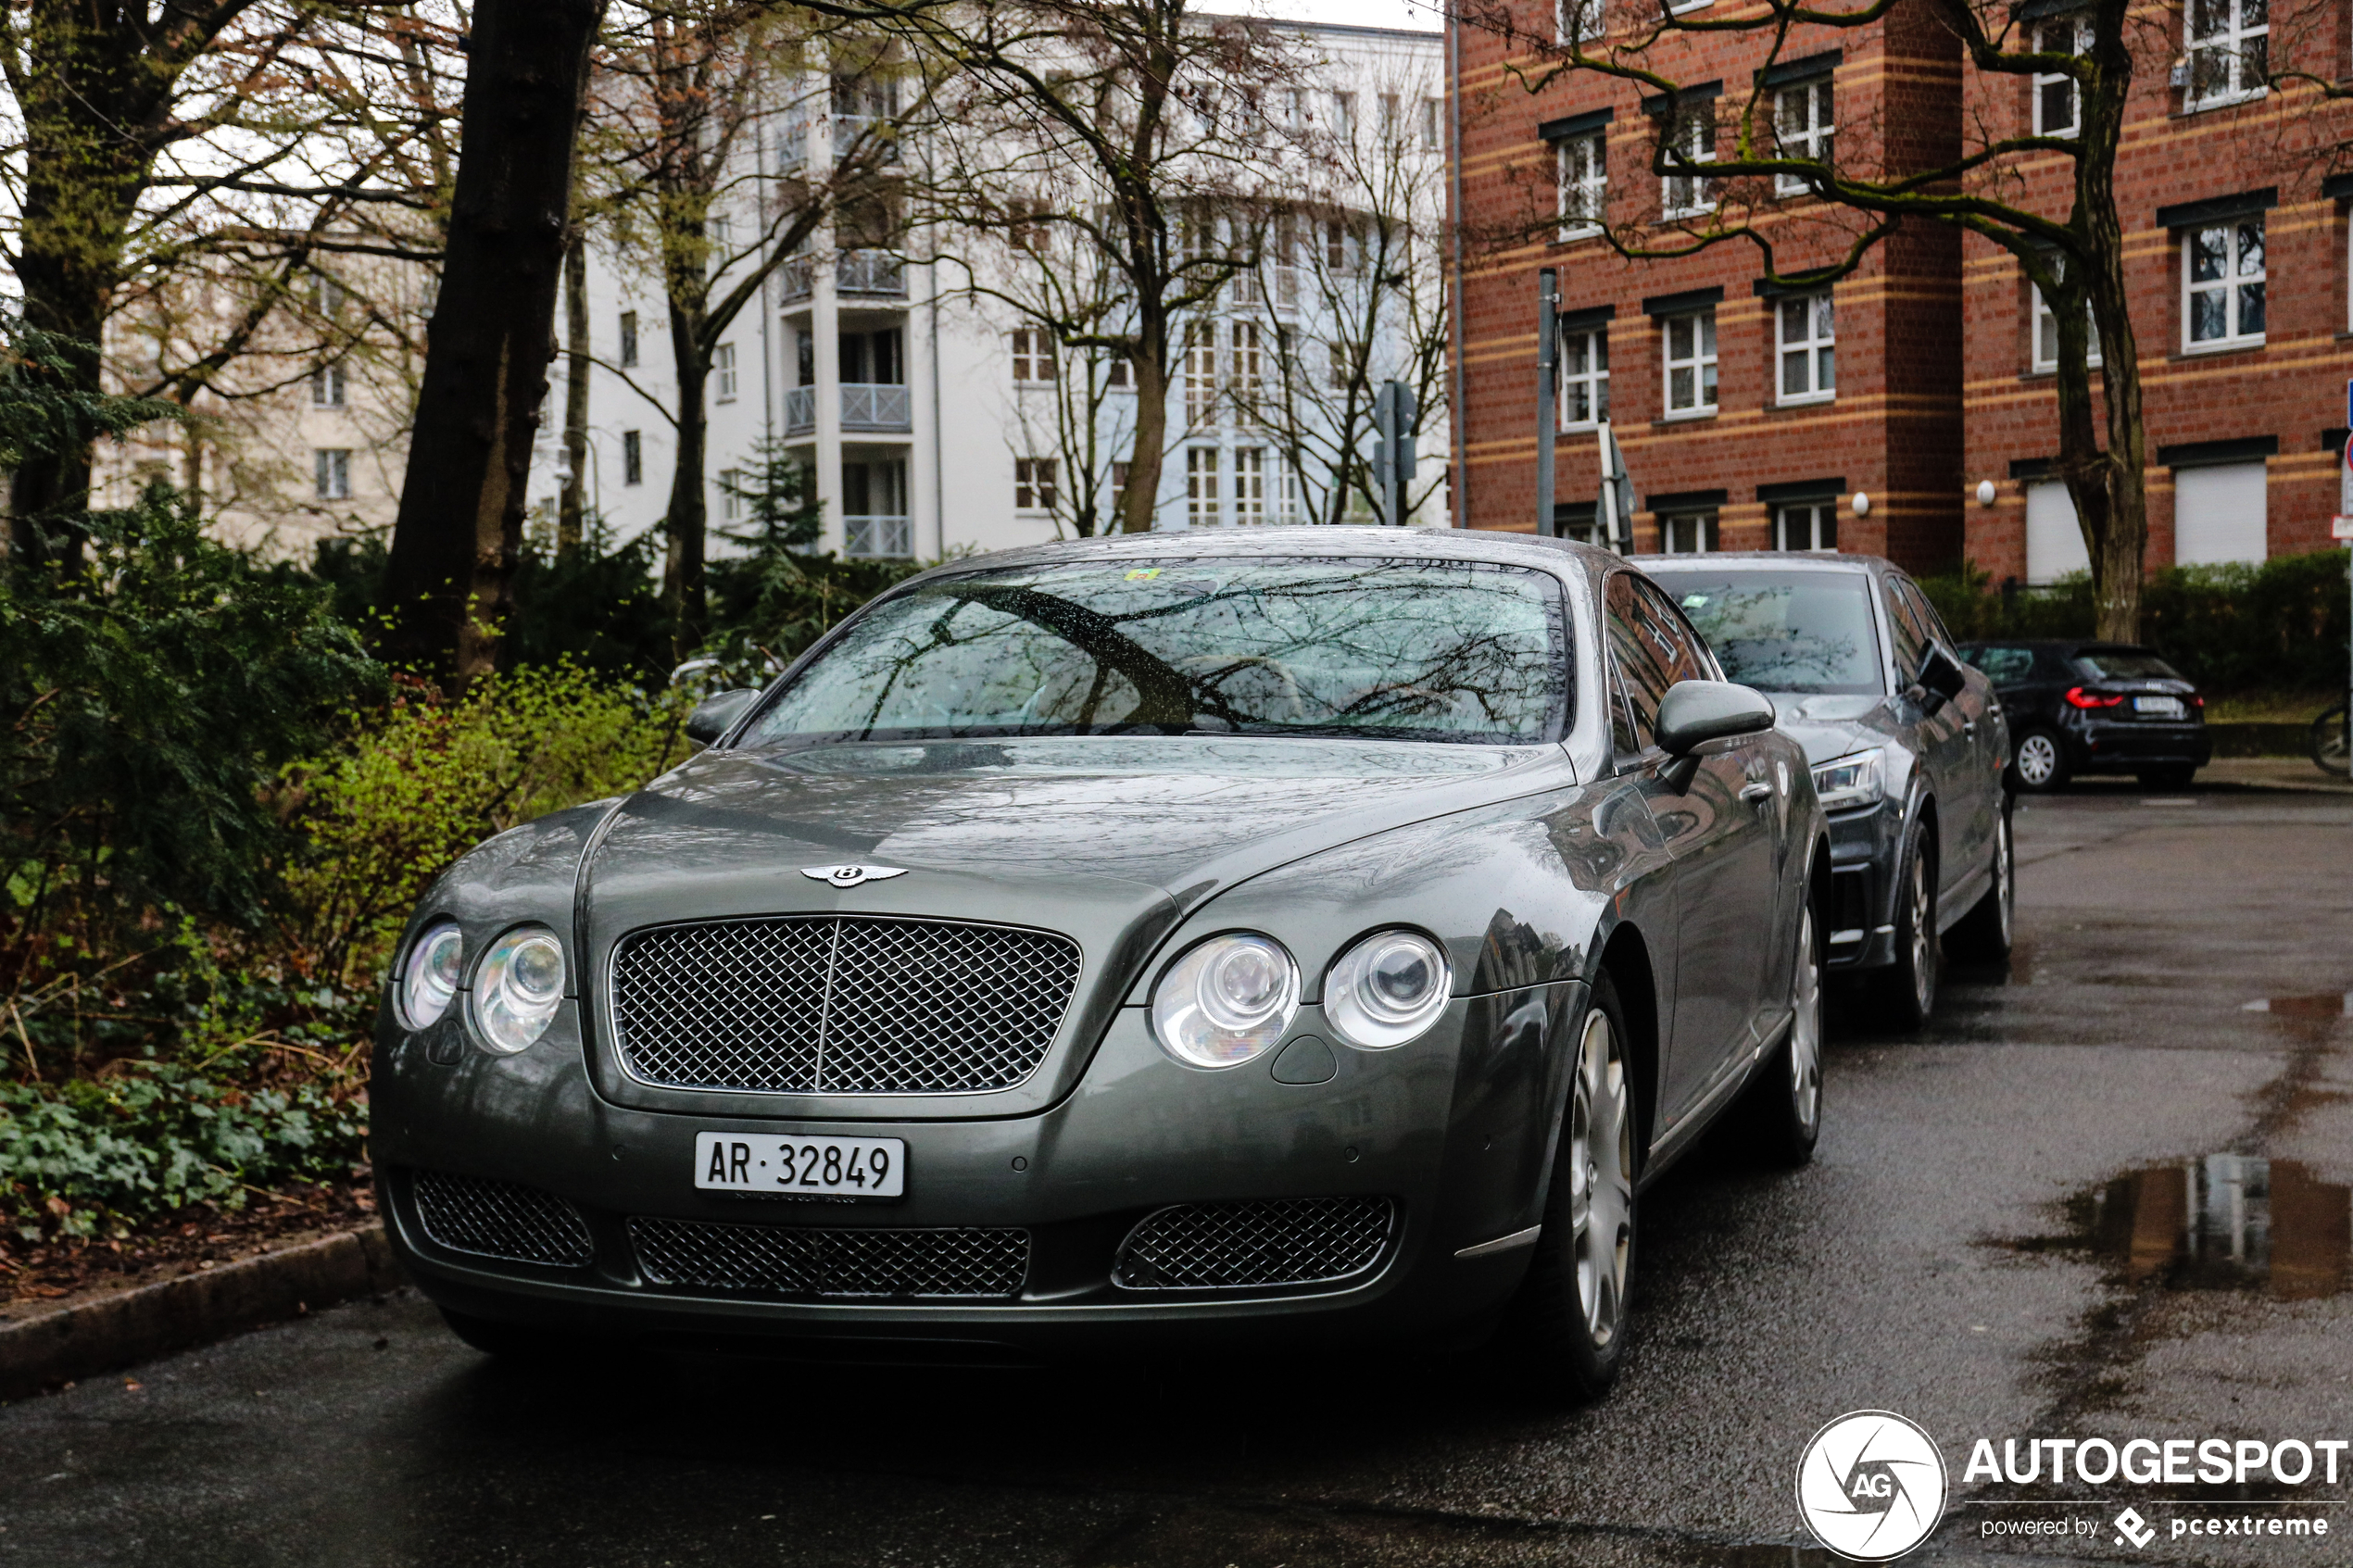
[1446,2,2353,581]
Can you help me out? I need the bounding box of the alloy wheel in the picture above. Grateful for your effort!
[1907,849,1935,1015]
[1993,812,2014,949]
[1788,906,1822,1134]
[1567,1008,1633,1348]
[2014,734,2059,788]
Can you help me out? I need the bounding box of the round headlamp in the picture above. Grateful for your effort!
[1324,929,1452,1049]
[1151,934,1300,1069]
[472,925,567,1053]
[397,921,464,1030]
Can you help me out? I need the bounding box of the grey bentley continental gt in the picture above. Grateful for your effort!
[372,528,1830,1402]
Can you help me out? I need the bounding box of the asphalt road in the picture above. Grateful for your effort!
[5,785,2350,1568]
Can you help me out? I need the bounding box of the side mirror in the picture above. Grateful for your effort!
[1656,679,1777,757]
[685,687,759,746]
[1917,646,1969,713]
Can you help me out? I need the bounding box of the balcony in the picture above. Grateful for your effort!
[784,385,815,434]
[778,255,812,303]
[845,513,912,558]
[831,114,900,166]
[835,249,904,297]
[841,383,911,432]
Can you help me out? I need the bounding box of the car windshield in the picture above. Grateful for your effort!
[2074,648,2182,682]
[737,557,1569,746]
[1652,571,1884,696]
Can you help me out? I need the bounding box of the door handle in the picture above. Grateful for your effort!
[1740,782,1773,804]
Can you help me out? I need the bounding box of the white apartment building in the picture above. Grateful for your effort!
[538,17,1449,562]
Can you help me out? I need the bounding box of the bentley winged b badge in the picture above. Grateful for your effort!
[801,864,909,889]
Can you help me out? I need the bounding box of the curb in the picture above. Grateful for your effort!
[0,1223,405,1400]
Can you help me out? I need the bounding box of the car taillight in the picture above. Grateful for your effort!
[2064,686,2125,709]
[2192,694,2205,709]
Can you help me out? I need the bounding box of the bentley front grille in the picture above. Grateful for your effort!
[1113,1198,1396,1290]
[608,915,1083,1096]
[412,1169,596,1269]
[629,1216,1030,1299]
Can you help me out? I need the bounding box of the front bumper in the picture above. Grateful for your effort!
[1821,800,1901,972]
[371,985,1581,1356]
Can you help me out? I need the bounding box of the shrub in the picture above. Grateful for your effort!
[278,662,697,988]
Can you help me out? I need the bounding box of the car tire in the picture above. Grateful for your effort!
[1741,899,1823,1166]
[2136,765,2196,789]
[2008,728,2068,793]
[1875,818,1939,1031]
[1944,801,2014,962]
[1501,970,1639,1405]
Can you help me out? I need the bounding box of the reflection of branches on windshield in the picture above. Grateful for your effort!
[1680,587,1867,690]
[941,582,1245,728]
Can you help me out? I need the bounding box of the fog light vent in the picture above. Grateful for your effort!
[1113,1197,1394,1290]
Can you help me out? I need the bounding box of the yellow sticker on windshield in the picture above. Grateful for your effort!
[1125,568,1163,580]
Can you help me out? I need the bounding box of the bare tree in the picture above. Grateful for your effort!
[1462,0,2181,638]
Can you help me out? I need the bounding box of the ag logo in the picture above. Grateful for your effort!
[1793,1410,1948,1561]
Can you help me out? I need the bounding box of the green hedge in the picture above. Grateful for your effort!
[1920,549,2351,692]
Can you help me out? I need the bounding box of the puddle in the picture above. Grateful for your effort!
[2077,1157,2351,1298]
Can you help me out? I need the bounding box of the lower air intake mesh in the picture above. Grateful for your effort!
[412,1169,596,1268]
[629,1216,1030,1299]
[1113,1197,1395,1290]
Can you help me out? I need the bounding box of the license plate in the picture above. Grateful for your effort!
[2133,696,2186,719]
[694,1132,905,1199]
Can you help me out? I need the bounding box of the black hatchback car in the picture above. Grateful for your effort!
[1955,641,2209,791]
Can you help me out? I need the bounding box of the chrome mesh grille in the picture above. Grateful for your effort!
[629,1216,1029,1298]
[609,915,1082,1095]
[412,1170,595,1268]
[1114,1198,1395,1290]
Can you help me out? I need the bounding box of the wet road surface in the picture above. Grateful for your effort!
[3,789,2349,1567]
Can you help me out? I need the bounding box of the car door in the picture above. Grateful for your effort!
[1883,575,1984,903]
[1605,573,1776,1130]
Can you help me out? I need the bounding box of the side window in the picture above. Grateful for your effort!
[1882,579,1930,683]
[1605,573,1674,753]
[1894,577,1956,648]
[1972,646,2033,684]
[1633,580,1717,684]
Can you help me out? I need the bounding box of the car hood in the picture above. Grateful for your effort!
[1766,693,1905,767]
[579,734,1573,935]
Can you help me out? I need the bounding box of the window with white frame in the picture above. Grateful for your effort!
[314,447,351,500]
[623,430,643,485]
[1660,98,1716,219]
[1773,500,1837,550]
[1106,353,1132,389]
[1773,79,1833,195]
[1185,323,1218,425]
[2032,287,2102,371]
[1559,326,1609,428]
[1327,337,1359,391]
[1421,98,1441,149]
[2183,217,2265,350]
[719,469,743,521]
[1229,322,1264,423]
[311,364,346,409]
[619,311,638,368]
[1663,309,1718,416]
[1015,458,1058,511]
[714,342,737,402]
[1331,92,1355,140]
[1278,463,1302,521]
[1011,327,1056,383]
[1187,447,1220,525]
[1556,0,1605,42]
[1326,217,1353,272]
[1379,93,1401,141]
[1234,447,1266,521]
[2186,0,2267,107]
[2032,17,2090,135]
[1658,511,1718,553]
[1557,132,1606,237]
[1274,212,1300,308]
[1111,460,1131,514]
[1776,292,1834,404]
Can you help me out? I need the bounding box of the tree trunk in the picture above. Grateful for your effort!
[661,297,711,659]
[380,0,602,685]
[558,231,591,556]
[1117,333,1167,533]
[2068,10,2146,643]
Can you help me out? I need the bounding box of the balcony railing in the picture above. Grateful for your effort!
[831,113,900,165]
[784,385,815,434]
[841,383,912,432]
[778,256,812,303]
[844,514,912,559]
[835,249,905,296]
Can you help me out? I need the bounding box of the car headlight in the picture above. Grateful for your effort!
[397,921,464,1030]
[1810,748,1886,812]
[472,925,568,1053]
[1324,929,1453,1049]
[1151,934,1300,1069]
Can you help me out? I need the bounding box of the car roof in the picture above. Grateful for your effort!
[1632,550,1888,577]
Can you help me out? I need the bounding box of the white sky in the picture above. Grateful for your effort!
[1204,0,1444,32]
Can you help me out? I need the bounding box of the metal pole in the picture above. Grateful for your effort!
[1535,270,1558,536]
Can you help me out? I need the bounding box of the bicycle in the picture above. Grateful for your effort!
[2315,703,2350,777]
